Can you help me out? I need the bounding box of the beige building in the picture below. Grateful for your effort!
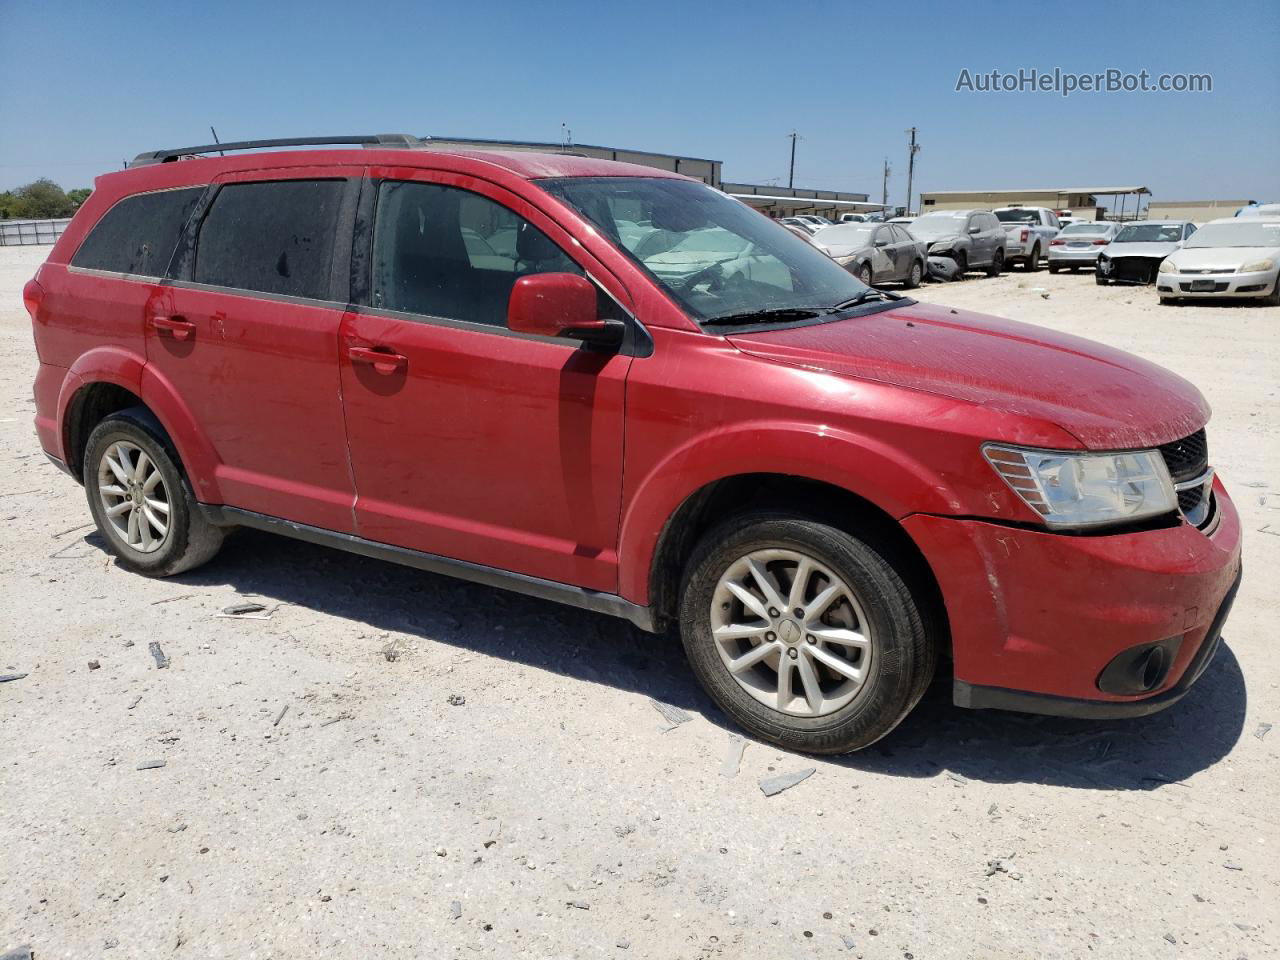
[919,186,1150,221]
[722,182,882,219]
[1145,199,1247,222]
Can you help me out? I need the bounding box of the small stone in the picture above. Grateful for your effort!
[841,934,857,950]
[1224,862,1243,871]
[823,912,833,919]
[869,928,879,936]
[617,939,631,950]
[447,694,466,706]
[435,846,447,857]
[223,601,266,616]
[88,659,101,670]
[803,931,813,938]
[977,896,988,905]
[946,772,968,784]
[1164,933,1177,944]
[1219,844,1228,851]
[450,900,462,920]
[320,894,332,903]
[136,759,166,770]
[568,900,590,910]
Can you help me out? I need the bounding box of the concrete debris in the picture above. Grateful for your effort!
[617,938,631,949]
[946,772,969,784]
[1163,933,1177,944]
[650,699,691,728]
[381,639,402,662]
[136,760,166,770]
[0,673,27,683]
[758,768,815,797]
[1223,862,1243,871]
[841,934,857,950]
[719,735,745,778]
[148,642,169,669]
[87,659,101,671]
[567,900,590,910]
[1254,722,1272,741]
[222,601,267,616]
[450,900,462,920]
[447,694,466,706]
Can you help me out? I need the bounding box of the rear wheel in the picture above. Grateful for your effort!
[84,408,224,576]
[678,512,936,754]
[904,260,923,289]
[1025,244,1041,271]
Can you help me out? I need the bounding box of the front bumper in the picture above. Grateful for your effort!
[1157,268,1279,299]
[903,477,1242,716]
[1097,256,1161,284]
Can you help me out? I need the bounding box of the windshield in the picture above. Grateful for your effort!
[995,209,1038,223]
[1114,223,1183,243]
[1061,222,1111,235]
[540,177,872,321]
[1184,221,1280,248]
[908,213,967,239]
[814,223,875,247]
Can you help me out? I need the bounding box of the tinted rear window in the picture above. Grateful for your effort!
[71,187,203,277]
[194,180,344,299]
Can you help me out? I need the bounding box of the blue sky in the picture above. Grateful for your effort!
[1,0,1277,206]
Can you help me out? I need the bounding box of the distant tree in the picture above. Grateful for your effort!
[0,179,90,219]
[66,187,92,211]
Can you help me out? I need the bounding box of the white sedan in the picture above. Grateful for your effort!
[1157,218,1280,304]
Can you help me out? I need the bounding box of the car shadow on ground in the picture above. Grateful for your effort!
[135,526,1245,792]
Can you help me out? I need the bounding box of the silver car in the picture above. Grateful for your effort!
[1157,218,1280,304]
[1096,220,1196,285]
[810,221,927,287]
[1047,221,1120,272]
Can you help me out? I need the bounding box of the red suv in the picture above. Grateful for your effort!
[25,135,1241,753]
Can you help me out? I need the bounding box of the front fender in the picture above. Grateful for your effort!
[616,420,958,604]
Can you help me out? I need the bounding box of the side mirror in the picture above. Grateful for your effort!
[874,237,888,247]
[508,273,621,346]
[968,225,982,235]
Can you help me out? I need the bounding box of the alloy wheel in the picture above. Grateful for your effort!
[97,440,170,553]
[710,548,874,717]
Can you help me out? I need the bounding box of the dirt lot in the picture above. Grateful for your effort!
[2,245,1277,960]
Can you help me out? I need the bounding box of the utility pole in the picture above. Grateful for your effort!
[787,131,801,188]
[904,127,921,215]
[881,157,891,212]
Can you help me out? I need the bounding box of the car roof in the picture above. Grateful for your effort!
[1207,216,1280,224]
[100,146,691,190]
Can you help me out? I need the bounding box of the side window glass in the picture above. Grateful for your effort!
[71,187,203,278]
[194,180,344,300]
[1184,223,1196,239]
[371,181,583,327]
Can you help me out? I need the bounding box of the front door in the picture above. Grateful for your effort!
[869,226,898,282]
[338,172,634,591]
[147,171,359,532]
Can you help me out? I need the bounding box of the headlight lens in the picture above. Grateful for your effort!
[1239,259,1274,273]
[1158,258,1180,274]
[984,444,1176,528]
[832,253,857,265]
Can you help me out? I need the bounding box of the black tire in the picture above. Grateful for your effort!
[986,249,1004,277]
[84,407,224,577]
[858,263,873,286]
[904,260,923,289]
[1048,262,1059,274]
[1095,274,1109,286]
[1264,275,1280,306]
[678,511,937,754]
[951,251,967,280]
[1025,244,1041,272]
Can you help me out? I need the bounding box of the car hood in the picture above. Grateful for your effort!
[1171,244,1280,268]
[727,302,1208,449]
[815,239,873,257]
[1102,241,1177,258]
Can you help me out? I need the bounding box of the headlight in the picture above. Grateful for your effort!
[1239,259,1274,273]
[832,253,857,265]
[984,444,1176,528]
[1158,258,1180,274]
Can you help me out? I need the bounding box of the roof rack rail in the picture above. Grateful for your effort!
[128,134,425,167]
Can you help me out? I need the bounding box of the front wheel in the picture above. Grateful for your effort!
[986,249,1004,277]
[678,512,937,754]
[84,408,224,577]
[858,263,873,286]
[904,260,923,289]
[1095,274,1109,285]
[951,251,968,280]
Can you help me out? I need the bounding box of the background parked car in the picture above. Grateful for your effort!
[1047,221,1121,272]
[779,217,819,235]
[1096,220,1196,285]
[795,214,834,229]
[906,209,1006,277]
[1157,217,1280,305]
[993,206,1060,271]
[809,221,926,287]
[838,213,869,223]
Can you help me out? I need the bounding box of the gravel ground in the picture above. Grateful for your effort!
[1,244,1277,960]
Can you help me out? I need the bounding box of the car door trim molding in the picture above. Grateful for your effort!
[199,504,657,630]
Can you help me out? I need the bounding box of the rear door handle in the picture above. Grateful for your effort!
[151,315,195,341]
[348,345,408,375]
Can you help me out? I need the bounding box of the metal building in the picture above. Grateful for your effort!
[919,186,1151,221]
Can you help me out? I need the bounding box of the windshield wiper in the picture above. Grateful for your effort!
[829,288,906,311]
[702,307,828,327]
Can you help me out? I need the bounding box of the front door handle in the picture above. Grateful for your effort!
[151,315,195,341]
[348,345,408,375]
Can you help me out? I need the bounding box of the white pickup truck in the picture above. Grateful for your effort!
[993,206,1061,271]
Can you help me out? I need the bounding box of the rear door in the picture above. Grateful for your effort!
[149,169,359,531]
[337,169,636,591]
